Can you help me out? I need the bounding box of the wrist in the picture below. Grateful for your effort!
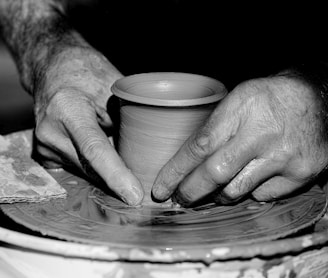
[272,63,328,139]
[0,1,96,94]
[21,26,91,95]
[276,61,328,114]
[34,47,122,113]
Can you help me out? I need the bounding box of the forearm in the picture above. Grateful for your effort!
[0,1,82,92]
[0,0,122,102]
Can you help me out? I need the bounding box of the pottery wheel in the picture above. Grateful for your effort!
[1,170,327,251]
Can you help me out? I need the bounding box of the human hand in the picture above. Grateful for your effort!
[33,48,144,205]
[152,76,328,206]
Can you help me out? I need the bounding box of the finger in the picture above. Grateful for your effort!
[42,160,64,169]
[67,112,144,206]
[93,102,112,127]
[251,176,303,202]
[152,107,240,201]
[214,158,283,204]
[35,144,68,169]
[173,139,257,206]
[36,113,143,205]
[34,134,78,168]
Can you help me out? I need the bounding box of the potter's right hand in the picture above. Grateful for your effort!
[152,76,328,206]
[33,48,144,206]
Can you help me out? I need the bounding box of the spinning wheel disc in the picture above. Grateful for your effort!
[1,170,327,251]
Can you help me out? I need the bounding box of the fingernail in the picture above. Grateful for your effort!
[121,185,144,206]
[152,182,170,201]
[172,192,190,207]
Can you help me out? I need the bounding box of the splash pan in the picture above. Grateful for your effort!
[1,169,327,263]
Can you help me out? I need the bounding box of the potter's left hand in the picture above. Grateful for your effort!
[152,76,328,206]
[32,48,144,206]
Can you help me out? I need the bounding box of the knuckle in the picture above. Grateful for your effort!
[297,163,314,179]
[270,148,292,163]
[46,91,70,113]
[204,150,237,184]
[165,159,186,182]
[204,161,230,185]
[47,91,88,121]
[221,149,237,167]
[34,125,52,145]
[187,131,215,161]
[79,137,105,163]
[288,160,315,181]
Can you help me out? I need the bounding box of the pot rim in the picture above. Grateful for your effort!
[111,72,228,107]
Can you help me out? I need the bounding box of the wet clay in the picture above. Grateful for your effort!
[1,169,327,252]
[1,131,328,276]
[111,73,227,204]
[118,105,216,204]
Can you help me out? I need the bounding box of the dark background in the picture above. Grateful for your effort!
[0,38,34,135]
[0,1,326,134]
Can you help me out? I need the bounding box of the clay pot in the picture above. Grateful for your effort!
[111,72,227,205]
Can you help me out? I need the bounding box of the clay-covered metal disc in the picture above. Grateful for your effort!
[1,170,327,252]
